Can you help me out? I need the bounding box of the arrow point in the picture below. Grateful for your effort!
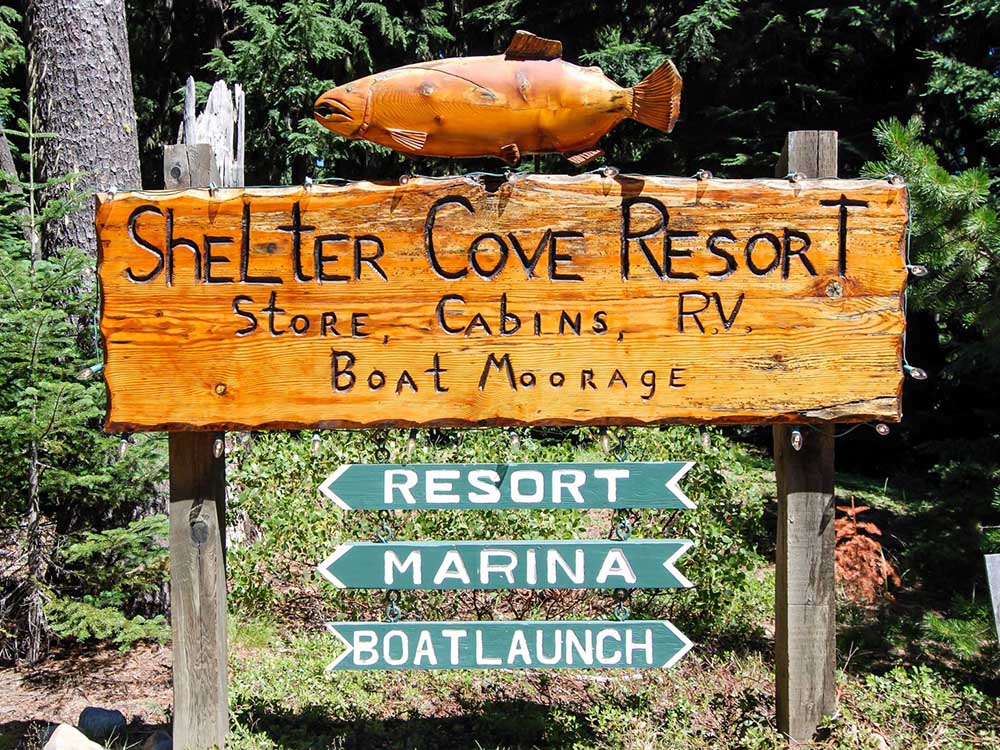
[662,539,694,588]
[319,465,353,510]
[664,461,696,509]
[324,623,354,671]
[317,544,351,589]
[661,620,694,667]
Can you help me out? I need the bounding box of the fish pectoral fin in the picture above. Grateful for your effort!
[500,143,521,166]
[505,30,563,61]
[387,127,428,151]
[564,148,604,167]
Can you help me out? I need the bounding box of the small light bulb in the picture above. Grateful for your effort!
[601,166,619,178]
[790,428,804,451]
[76,362,104,381]
[398,174,411,185]
[311,432,321,456]
[875,423,890,436]
[695,169,713,181]
[908,265,928,278]
[213,437,225,458]
[905,365,928,381]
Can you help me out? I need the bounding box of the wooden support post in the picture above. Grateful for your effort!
[165,78,244,749]
[168,431,228,749]
[774,130,838,743]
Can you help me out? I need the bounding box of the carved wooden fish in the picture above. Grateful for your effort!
[314,31,682,166]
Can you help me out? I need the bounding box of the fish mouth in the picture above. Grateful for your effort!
[314,96,353,123]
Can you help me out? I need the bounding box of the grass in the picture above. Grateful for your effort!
[226,622,1000,749]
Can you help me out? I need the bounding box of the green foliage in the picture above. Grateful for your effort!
[0,6,22,120]
[45,598,166,651]
[867,116,999,353]
[204,0,453,183]
[227,426,765,641]
[828,665,1000,748]
[0,115,166,660]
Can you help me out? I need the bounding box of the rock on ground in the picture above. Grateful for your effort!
[143,730,172,750]
[43,724,104,750]
[78,706,127,742]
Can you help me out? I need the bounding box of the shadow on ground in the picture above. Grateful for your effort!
[233,699,581,750]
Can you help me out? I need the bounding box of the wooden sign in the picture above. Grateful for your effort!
[96,174,907,431]
[318,540,692,590]
[319,462,694,510]
[325,620,693,670]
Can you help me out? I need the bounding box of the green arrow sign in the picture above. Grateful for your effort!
[318,540,692,590]
[325,620,693,670]
[318,462,694,511]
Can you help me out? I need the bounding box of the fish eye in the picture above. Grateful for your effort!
[346,85,353,93]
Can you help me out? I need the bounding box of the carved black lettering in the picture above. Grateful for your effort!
[641,370,656,400]
[745,233,781,276]
[290,314,310,335]
[592,310,608,334]
[621,197,667,279]
[436,294,466,334]
[665,228,698,280]
[549,372,565,387]
[331,350,356,391]
[277,202,316,282]
[354,235,388,280]
[519,371,536,388]
[125,205,164,283]
[368,370,386,390]
[782,229,816,278]
[351,312,369,338]
[321,312,339,336]
[669,368,686,389]
[549,231,584,281]
[240,203,282,284]
[425,353,449,393]
[713,292,745,330]
[707,229,738,279]
[314,234,350,282]
[263,290,286,336]
[507,230,550,278]
[479,353,517,391]
[469,233,508,279]
[232,295,257,336]
[395,370,418,394]
[820,194,868,276]
[558,311,582,336]
[533,312,542,336]
[608,369,628,388]
[166,208,201,286]
[500,293,521,335]
[581,369,596,390]
[425,196,472,279]
[678,291,711,333]
[465,312,493,337]
[204,236,235,284]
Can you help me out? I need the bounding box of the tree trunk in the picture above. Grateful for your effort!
[25,0,141,259]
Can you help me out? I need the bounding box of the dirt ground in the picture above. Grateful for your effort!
[0,643,172,731]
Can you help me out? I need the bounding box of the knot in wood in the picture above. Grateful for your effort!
[190,518,209,545]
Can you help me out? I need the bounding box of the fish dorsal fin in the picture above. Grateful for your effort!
[387,127,428,151]
[505,30,562,61]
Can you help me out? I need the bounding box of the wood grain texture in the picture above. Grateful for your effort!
[96,174,907,431]
[774,130,838,745]
[165,139,231,750]
[169,430,228,750]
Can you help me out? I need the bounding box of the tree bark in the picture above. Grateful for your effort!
[25,0,141,258]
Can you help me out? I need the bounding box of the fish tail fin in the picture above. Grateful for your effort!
[630,60,682,133]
